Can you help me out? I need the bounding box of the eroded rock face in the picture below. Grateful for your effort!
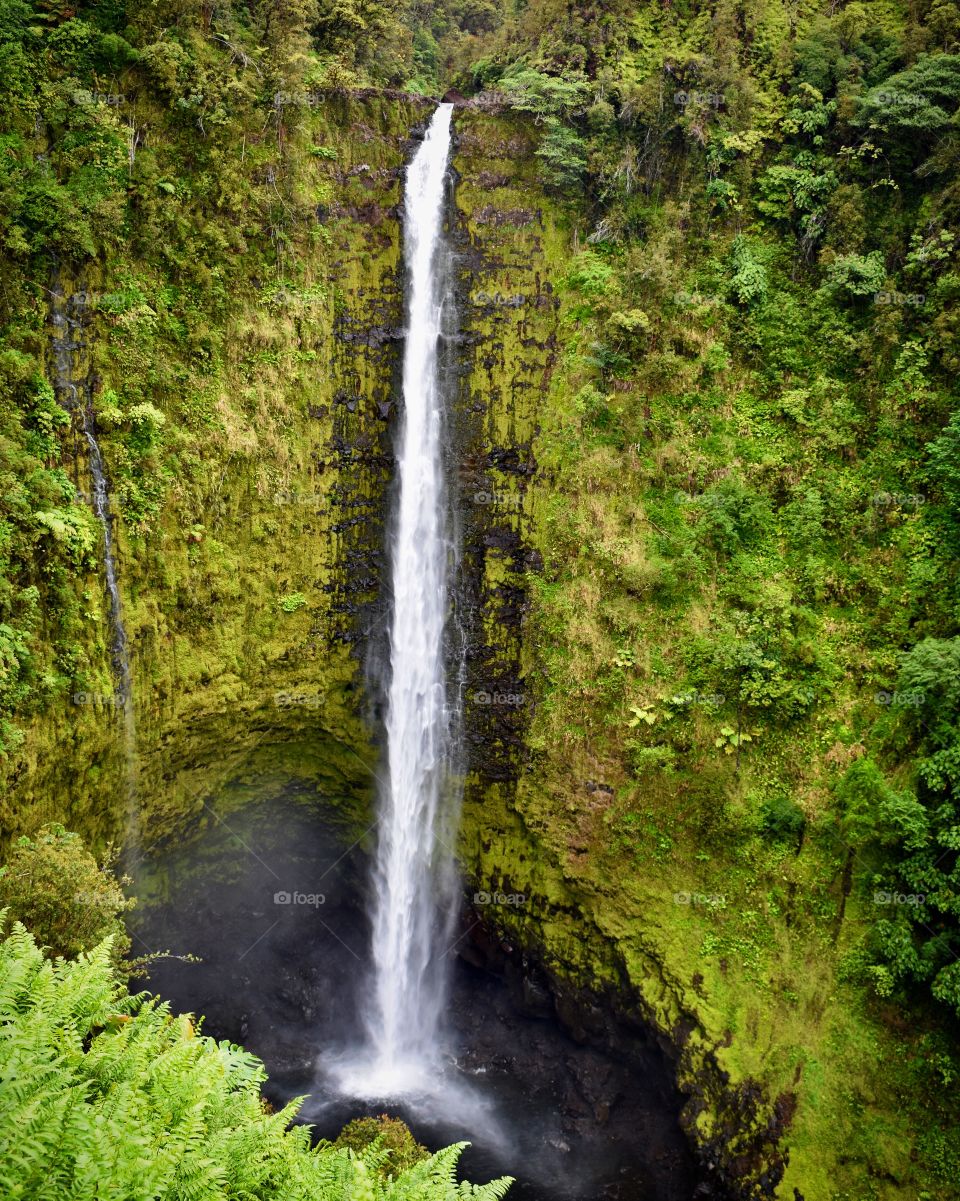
[4,94,433,848]
[7,93,791,1198]
[6,100,559,854]
[449,109,559,789]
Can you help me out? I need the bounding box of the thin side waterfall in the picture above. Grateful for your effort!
[50,274,137,808]
[344,104,461,1095]
[83,420,135,723]
[85,407,138,816]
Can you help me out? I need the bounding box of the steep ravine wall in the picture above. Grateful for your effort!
[1,93,789,1198]
[2,93,434,850]
[447,114,788,1200]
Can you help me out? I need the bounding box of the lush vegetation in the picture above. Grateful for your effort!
[0,823,133,964]
[441,0,960,1193]
[3,0,960,1194]
[459,0,960,1022]
[0,915,511,1201]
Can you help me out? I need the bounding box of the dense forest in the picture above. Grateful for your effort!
[1,0,960,1197]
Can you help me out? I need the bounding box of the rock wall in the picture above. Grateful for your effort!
[2,93,434,849]
[1,90,791,1199]
[446,110,790,1201]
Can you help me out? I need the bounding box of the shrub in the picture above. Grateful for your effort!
[279,591,308,613]
[332,1115,429,1176]
[728,237,768,305]
[0,824,133,965]
[760,795,806,842]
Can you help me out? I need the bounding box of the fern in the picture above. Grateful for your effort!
[0,918,513,1200]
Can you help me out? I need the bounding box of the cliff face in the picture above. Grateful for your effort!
[3,94,429,847]
[5,86,763,1188]
[3,96,568,851]
[3,86,943,1201]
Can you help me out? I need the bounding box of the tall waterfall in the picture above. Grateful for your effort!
[365,103,459,1091]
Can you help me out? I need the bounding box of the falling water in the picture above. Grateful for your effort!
[83,422,134,719]
[50,274,137,805]
[360,104,459,1093]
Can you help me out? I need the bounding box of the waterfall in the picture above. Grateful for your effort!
[50,274,137,803]
[82,401,138,812]
[82,422,134,716]
[363,103,459,1092]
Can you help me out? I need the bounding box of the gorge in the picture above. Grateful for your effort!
[126,99,709,1199]
[2,3,960,1200]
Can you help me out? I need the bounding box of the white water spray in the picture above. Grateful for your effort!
[351,104,459,1095]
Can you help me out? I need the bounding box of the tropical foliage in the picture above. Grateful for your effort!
[0,917,512,1201]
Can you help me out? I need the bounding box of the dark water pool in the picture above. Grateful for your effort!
[131,796,709,1201]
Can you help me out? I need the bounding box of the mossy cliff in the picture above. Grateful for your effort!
[447,110,787,1200]
[2,56,957,1201]
[2,92,436,849]
[1,85,785,1192]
